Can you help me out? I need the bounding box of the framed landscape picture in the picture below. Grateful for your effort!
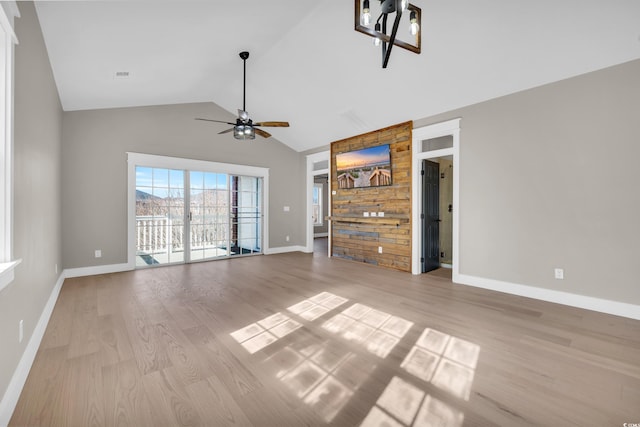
[336,144,392,189]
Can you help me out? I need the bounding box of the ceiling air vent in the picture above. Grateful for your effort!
[114,71,130,79]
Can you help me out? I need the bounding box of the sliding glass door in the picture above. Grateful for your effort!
[135,165,262,267]
[189,171,229,261]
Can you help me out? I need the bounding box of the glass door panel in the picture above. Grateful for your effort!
[189,171,230,261]
[232,176,262,256]
[135,167,185,266]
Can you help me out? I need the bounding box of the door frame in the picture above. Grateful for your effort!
[127,152,270,269]
[305,151,330,254]
[411,119,460,277]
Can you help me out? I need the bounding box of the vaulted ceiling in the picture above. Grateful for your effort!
[34,0,640,152]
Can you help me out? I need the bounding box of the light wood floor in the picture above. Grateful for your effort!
[10,252,640,426]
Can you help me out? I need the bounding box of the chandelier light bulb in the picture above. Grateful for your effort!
[409,11,419,36]
[401,0,409,12]
[361,0,371,25]
[374,22,382,46]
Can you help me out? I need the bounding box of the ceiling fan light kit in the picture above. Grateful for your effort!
[234,124,255,140]
[355,0,421,68]
[195,51,289,140]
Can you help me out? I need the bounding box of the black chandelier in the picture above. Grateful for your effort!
[355,0,421,68]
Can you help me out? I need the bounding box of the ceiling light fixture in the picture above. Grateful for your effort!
[233,123,255,140]
[355,0,421,68]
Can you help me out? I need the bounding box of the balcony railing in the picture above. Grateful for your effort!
[136,215,229,255]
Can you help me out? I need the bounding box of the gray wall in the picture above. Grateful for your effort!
[415,59,640,305]
[0,1,63,403]
[62,103,305,268]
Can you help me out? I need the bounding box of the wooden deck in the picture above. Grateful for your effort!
[10,252,640,426]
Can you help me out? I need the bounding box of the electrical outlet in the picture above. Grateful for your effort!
[283,206,290,212]
[19,320,23,343]
[378,246,383,254]
[285,235,290,242]
[95,249,102,258]
[554,268,564,279]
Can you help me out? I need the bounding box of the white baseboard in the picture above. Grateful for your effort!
[0,272,65,427]
[64,262,132,278]
[264,245,307,255]
[314,232,328,238]
[455,273,640,321]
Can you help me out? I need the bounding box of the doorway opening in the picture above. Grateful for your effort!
[313,173,329,256]
[306,151,331,256]
[411,119,460,279]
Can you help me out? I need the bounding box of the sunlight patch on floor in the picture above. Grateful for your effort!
[402,329,480,401]
[230,292,348,354]
[322,303,413,358]
[288,292,349,320]
[230,312,302,354]
[267,340,377,422]
[361,327,480,426]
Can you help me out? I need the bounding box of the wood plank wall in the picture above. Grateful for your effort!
[330,121,412,272]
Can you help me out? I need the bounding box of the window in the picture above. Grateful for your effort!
[0,4,19,291]
[312,183,323,227]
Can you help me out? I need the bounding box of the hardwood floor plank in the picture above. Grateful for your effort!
[182,324,262,397]
[120,297,172,375]
[62,353,105,427]
[140,367,203,427]
[154,320,207,386]
[101,359,156,427]
[184,375,253,426]
[98,314,134,367]
[9,346,68,426]
[66,279,100,359]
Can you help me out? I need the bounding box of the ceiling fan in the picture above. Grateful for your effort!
[196,51,289,140]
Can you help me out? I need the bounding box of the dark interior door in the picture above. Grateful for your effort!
[422,160,440,273]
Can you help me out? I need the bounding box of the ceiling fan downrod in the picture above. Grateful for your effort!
[239,51,249,115]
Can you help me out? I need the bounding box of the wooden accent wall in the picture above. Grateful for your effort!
[330,121,412,272]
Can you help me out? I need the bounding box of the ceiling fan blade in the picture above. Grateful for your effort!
[253,121,290,127]
[195,118,235,125]
[218,127,234,135]
[254,128,272,138]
